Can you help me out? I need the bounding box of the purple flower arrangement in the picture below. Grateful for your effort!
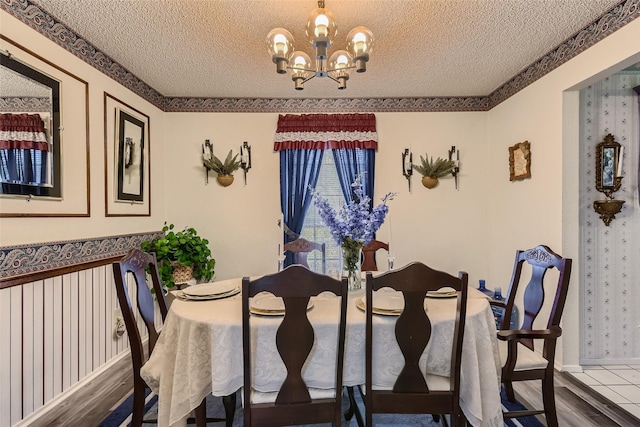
[311,175,395,247]
[312,175,394,289]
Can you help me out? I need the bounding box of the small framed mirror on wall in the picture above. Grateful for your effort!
[594,133,623,198]
[593,133,625,226]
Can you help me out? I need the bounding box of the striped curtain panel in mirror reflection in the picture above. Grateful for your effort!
[0,112,48,185]
[274,113,378,267]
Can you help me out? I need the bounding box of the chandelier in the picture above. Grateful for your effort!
[266,0,374,90]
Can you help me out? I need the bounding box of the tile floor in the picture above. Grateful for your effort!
[569,365,640,419]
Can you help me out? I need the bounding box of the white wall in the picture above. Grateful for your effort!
[486,18,640,370]
[162,112,490,283]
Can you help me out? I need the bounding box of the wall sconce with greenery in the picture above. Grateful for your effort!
[412,153,456,189]
[203,149,242,187]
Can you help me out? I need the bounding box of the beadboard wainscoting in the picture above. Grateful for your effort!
[0,233,162,427]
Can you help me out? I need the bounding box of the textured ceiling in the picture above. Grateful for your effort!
[24,0,625,100]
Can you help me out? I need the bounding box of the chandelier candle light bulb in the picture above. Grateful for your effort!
[617,146,623,176]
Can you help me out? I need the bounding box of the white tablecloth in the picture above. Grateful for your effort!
[141,283,502,427]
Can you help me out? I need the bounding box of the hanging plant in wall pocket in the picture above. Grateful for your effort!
[412,152,456,189]
[592,134,624,226]
[202,143,242,187]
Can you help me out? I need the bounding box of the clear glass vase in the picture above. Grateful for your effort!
[342,239,363,291]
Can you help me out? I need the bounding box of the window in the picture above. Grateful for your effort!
[300,149,370,275]
[276,113,378,272]
[300,152,343,274]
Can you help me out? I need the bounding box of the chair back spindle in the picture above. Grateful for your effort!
[284,237,326,274]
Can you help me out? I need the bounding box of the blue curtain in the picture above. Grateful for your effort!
[280,149,324,267]
[332,148,375,209]
[0,149,46,184]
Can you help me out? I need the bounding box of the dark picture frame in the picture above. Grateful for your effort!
[116,110,145,202]
[104,92,150,217]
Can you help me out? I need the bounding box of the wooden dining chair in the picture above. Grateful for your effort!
[493,245,572,427]
[241,265,348,427]
[361,239,389,271]
[113,248,233,427]
[284,237,326,274]
[364,262,469,427]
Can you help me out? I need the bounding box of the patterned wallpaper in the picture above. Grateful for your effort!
[579,72,640,364]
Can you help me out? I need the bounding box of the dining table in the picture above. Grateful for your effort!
[140,276,504,427]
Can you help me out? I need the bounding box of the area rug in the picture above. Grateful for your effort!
[100,387,544,427]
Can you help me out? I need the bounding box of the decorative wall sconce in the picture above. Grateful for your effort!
[202,139,214,184]
[448,145,460,190]
[240,141,252,185]
[401,148,413,192]
[412,151,458,189]
[593,134,624,226]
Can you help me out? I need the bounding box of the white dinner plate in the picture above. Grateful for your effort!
[372,291,404,311]
[426,286,458,298]
[175,286,240,301]
[250,293,314,315]
[183,280,238,297]
[355,297,402,316]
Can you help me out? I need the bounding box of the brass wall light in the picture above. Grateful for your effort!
[593,134,624,226]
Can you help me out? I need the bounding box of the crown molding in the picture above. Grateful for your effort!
[2,0,638,113]
[163,96,491,113]
[0,96,51,111]
[488,0,640,108]
[1,0,165,109]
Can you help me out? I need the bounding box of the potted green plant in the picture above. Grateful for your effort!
[412,153,456,188]
[141,223,216,289]
[203,150,242,187]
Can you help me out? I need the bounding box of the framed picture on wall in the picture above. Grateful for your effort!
[509,140,531,181]
[116,110,145,202]
[104,93,151,216]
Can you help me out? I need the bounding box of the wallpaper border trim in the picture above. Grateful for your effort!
[0,232,162,284]
[1,0,638,113]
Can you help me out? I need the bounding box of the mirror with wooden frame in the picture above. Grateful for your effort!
[594,133,623,198]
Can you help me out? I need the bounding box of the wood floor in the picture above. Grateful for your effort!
[28,356,640,427]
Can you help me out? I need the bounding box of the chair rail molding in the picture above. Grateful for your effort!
[0,232,162,287]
